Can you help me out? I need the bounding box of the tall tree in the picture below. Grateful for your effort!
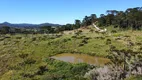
[74,19,81,29]
[90,14,97,23]
[82,16,91,27]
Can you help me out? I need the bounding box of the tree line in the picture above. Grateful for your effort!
[60,7,142,30]
[98,7,142,30]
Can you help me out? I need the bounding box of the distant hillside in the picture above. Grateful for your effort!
[0,22,61,28]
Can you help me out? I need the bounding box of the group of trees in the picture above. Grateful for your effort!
[59,14,97,31]
[62,7,142,31]
[98,7,142,30]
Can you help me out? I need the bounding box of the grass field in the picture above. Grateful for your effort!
[0,26,142,80]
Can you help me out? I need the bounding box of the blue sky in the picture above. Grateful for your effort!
[0,0,142,24]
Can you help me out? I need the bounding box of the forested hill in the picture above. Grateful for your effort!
[0,22,61,28]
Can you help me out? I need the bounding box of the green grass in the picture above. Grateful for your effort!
[125,76,142,80]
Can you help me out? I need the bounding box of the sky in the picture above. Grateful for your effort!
[0,0,142,24]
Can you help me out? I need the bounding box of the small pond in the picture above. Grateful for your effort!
[51,53,111,66]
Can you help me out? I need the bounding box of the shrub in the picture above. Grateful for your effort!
[56,34,62,38]
[4,36,11,39]
[139,46,142,50]
[89,29,94,33]
[111,30,117,33]
[84,37,91,40]
[71,63,89,75]
[62,38,71,42]
[79,35,86,39]
[19,53,28,59]
[124,35,130,38]
[136,42,142,45]
[82,39,88,44]
[16,36,22,39]
[36,65,48,75]
[78,43,84,47]
[21,73,35,78]
[115,37,122,40]
[41,74,64,80]
[75,30,82,36]
[24,58,36,65]
[0,38,5,41]
[94,37,105,40]
[32,37,36,41]
[106,39,111,45]
[72,35,77,38]
[109,45,116,51]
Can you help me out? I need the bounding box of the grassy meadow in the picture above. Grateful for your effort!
[0,26,142,80]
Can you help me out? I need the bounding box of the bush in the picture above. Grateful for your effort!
[71,63,89,75]
[80,35,86,39]
[16,36,22,39]
[32,37,36,41]
[106,39,111,45]
[109,45,116,51]
[36,65,48,75]
[136,42,142,45]
[139,46,142,50]
[56,34,62,38]
[84,37,91,40]
[0,38,5,41]
[94,37,105,40]
[44,58,92,79]
[24,58,36,65]
[41,74,64,80]
[19,53,28,59]
[89,29,94,33]
[4,36,11,38]
[111,30,117,33]
[75,30,82,36]
[76,35,86,39]
[82,39,88,44]
[124,35,130,38]
[79,43,84,47]
[21,73,35,78]
[62,38,71,42]
[71,35,77,38]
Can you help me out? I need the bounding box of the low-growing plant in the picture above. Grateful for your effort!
[71,35,77,38]
[32,37,36,41]
[78,43,84,47]
[82,39,88,44]
[106,39,111,45]
[36,65,48,75]
[111,30,117,33]
[24,58,36,65]
[16,36,22,39]
[19,53,28,59]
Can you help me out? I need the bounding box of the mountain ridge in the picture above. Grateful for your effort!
[0,22,61,28]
